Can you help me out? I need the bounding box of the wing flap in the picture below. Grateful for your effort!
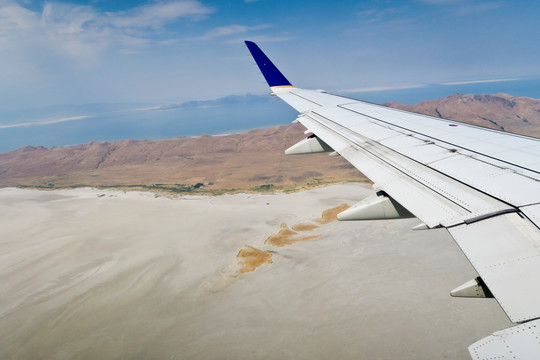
[297,111,513,228]
[469,319,540,360]
[429,155,540,207]
[448,212,540,322]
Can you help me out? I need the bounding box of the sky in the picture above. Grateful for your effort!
[1,0,540,119]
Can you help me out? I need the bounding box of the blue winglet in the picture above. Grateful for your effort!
[245,41,293,88]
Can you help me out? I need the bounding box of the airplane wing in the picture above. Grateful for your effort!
[245,40,540,360]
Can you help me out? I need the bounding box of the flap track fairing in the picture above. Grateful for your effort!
[337,191,415,221]
[285,135,333,155]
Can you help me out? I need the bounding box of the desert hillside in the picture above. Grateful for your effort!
[0,124,364,192]
[0,93,538,192]
[385,93,540,136]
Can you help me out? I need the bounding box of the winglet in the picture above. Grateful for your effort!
[245,41,293,89]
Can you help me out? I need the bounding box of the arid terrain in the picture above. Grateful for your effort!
[0,184,511,359]
[1,93,535,359]
[0,93,539,192]
[0,124,365,192]
[387,93,540,135]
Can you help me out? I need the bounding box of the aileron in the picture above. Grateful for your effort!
[449,212,540,323]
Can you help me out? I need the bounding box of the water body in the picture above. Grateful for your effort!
[0,96,297,153]
[1,78,539,153]
[353,77,540,105]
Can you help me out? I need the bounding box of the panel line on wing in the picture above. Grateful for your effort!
[331,94,540,142]
[306,110,514,214]
[299,112,514,223]
[289,92,323,107]
[298,117,473,227]
[338,103,540,176]
[307,106,538,210]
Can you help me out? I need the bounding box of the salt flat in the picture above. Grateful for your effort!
[0,184,510,359]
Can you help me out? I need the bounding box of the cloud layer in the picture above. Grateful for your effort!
[0,0,538,118]
[0,0,215,60]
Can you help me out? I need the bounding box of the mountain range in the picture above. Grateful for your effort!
[1,93,538,193]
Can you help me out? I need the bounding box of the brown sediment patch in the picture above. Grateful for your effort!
[202,203,352,291]
[265,223,322,247]
[237,246,273,273]
[292,222,320,231]
[316,203,350,224]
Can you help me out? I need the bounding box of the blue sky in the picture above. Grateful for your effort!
[1,0,540,115]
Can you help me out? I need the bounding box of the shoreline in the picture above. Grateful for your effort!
[5,178,372,196]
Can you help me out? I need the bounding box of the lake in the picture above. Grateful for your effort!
[1,78,539,153]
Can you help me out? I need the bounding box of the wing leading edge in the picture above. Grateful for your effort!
[245,41,540,359]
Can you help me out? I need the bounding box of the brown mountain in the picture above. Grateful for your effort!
[385,93,540,137]
[0,124,364,192]
[1,93,539,192]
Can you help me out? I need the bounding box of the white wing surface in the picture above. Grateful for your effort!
[245,41,540,359]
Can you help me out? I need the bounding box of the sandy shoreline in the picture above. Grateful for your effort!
[0,184,510,359]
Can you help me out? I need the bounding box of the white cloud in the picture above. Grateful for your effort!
[440,78,519,86]
[41,2,95,35]
[354,6,415,33]
[105,0,213,29]
[418,0,462,4]
[225,34,293,44]
[0,115,89,129]
[340,77,519,93]
[340,83,426,93]
[454,2,501,15]
[196,24,269,40]
[418,0,502,15]
[0,3,34,30]
[0,0,215,61]
[357,7,401,24]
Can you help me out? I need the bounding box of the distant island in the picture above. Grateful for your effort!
[1,93,539,194]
